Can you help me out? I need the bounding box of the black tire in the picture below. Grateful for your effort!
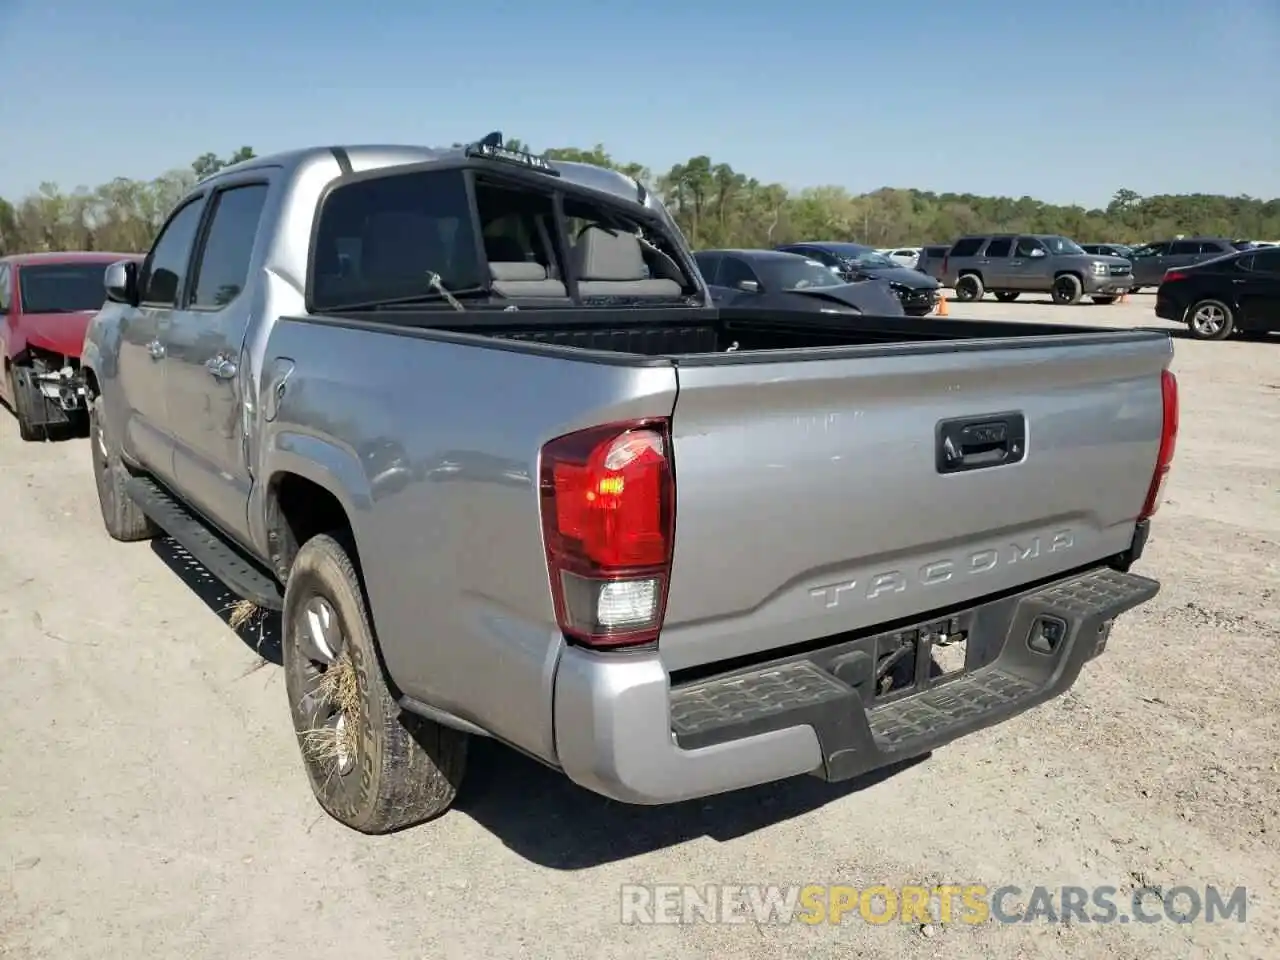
[1051,273,1083,305]
[994,291,1019,303]
[954,274,984,302]
[282,533,468,834]
[89,394,157,541]
[1129,286,1142,295]
[1185,299,1235,341]
[8,367,46,442]
[1091,295,1119,305]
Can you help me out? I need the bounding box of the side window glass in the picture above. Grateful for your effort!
[950,238,984,257]
[693,254,721,285]
[139,198,206,307]
[189,184,269,309]
[1014,237,1044,257]
[719,257,758,288]
[0,265,9,314]
[1169,241,1199,255]
[985,238,1013,258]
[1198,241,1226,255]
[1252,249,1280,273]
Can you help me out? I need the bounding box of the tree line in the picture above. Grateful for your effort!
[2,140,1277,258]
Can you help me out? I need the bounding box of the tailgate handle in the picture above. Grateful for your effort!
[936,413,1026,474]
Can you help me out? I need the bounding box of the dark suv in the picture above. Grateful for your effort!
[940,234,1133,305]
[1127,237,1252,291]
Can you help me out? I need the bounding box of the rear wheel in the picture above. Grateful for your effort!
[1091,295,1118,305]
[1186,299,1235,340]
[282,533,468,834]
[994,291,1019,302]
[1051,274,1083,305]
[954,274,984,302]
[8,367,46,442]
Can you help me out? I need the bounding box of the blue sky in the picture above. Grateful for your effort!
[2,0,1277,208]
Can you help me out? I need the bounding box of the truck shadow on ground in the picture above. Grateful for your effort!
[150,534,929,867]
[151,536,283,665]
[455,739,928,868]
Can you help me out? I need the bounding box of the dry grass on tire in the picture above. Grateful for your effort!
[298,652,361,767]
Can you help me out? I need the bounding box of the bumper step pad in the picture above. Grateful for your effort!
[668,567,1158,781]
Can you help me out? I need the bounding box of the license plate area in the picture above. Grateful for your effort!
[872,616,971,704]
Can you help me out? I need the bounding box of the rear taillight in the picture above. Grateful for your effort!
[1138,369,1178,521]
[539,419,675,648]
[1163,270,1189,283]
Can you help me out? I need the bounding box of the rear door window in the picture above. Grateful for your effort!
[950,237,985,257]
[984,238,1013,258]
[188,183,269,310]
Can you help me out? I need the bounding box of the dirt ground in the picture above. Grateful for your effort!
[1,292,1277,960]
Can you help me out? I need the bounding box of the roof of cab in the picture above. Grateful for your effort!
[1,251,139,267]
[198,143,653,207]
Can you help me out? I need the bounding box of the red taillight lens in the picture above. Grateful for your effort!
[539,419,675,648]
[1138,369,1178,521]
[1163,270,1188,283]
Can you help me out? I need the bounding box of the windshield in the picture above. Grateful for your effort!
[18,263,111,314]
[1041,236,1086,255]
[767,258,843,290]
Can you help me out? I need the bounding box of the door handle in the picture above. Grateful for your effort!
[937,413,1027,474]
[147,339,165,359]
[205,356,238,380]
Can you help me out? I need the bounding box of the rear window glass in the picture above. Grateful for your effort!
[310,168,482,309]
[950,237,985,257]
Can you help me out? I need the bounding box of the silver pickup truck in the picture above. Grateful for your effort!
[82,137,1178,835]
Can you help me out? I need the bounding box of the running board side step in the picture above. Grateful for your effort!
[125,476,284,610]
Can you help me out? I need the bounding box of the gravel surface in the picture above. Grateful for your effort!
[1,293,1277,959]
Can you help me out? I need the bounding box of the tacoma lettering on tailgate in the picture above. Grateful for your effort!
[809,530,1075,609]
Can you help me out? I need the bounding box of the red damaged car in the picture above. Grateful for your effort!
[0,251,139,440]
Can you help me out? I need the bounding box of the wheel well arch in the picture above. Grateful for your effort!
[1054,269,1085,281]
[264,471,358,579]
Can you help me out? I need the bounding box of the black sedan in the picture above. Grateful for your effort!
[1155,245,1280,341]
[694,249,906,316]
[773,241,941,315]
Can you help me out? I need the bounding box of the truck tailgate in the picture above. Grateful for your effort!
[659,332,1172,671]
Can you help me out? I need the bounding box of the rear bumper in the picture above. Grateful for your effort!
[1154,290,1186,322]
[553,565,1158,804]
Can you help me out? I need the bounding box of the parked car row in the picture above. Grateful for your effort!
[691,242,942,318]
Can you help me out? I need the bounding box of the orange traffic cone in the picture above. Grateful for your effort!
[936,293,949,317]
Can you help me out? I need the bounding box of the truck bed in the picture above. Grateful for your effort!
[312,305,1165,362]
[270,306,1171,694]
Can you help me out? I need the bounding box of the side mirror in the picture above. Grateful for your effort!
[104,260,140,306]
[1029,248,1046,258]
[737,280,760,293]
